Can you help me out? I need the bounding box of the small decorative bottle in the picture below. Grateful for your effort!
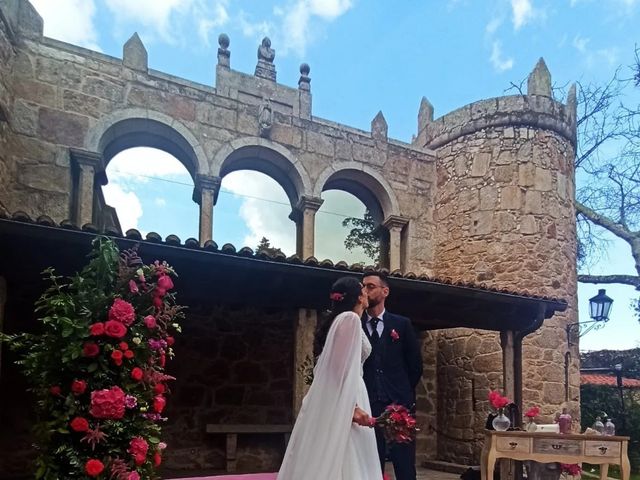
[604,417,615,436]
[558,408,572,434]
[593,416,605,434]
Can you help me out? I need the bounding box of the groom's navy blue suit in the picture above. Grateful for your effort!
[362,311,423,480]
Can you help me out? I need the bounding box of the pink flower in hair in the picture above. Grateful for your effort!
[329,292,345,302]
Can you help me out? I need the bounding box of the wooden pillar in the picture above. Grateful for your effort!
[290,196,323,260]
[293,308,317,415]
[193,174,221,246]
[383,215,409,272]
[70,149,104,227]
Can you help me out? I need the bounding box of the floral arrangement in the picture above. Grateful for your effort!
[560,463,582,478]
[524,406,540,418]
[3,238,183,479]
[488,390,510,411]
[370,404,418,444]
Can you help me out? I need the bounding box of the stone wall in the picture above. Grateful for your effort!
[0,7,15,215]
[427,92,578,463]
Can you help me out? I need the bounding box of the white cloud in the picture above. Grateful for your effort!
[309,0,352,19]
[104,0,229,45]
[486,17,503,34]
[155,198,167,207]
[572,34,590,53]
[107,148,191,183]
[511,0,535,29]
[490,40,514,72]
[102,183,143,232]
[30,0,101,51]
[238,12,273,39]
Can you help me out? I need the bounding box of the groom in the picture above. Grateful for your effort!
[362,272,423,480]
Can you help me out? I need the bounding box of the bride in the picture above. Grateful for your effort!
[277,277,382,480]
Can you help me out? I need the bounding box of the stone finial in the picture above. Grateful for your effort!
[217,33,230,68]
[123,33,148,72]
[371,111,388,141]
[298,63,311,91]
[527,57,552,97]
[418,97,434,130]
[255,37,277,81]
[258,97,273,138]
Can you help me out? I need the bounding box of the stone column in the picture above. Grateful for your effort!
[293,308,317,415]
[70,149,104,227]
[193,174,221,246]
[290,196,323,259]
[383,215,409,272]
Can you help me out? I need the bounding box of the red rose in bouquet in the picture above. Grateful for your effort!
[524,406,540,418]
[370,403,418,444]
[85,459,104,477]
[90,386,126,419]
[488,390,510,409]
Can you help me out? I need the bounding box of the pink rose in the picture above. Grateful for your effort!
[144,315,157,329]
[90,386,126,419]
[89,322,105,336]
[129,437,149,466]
[104,320,127,338]
[129,279,139,294]
[390,329,400,341]
[71,379,87,395]
[108,298,136,326]
[157,274,174,291]
[153,395,166,413]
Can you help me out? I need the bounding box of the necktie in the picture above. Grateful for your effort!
[370,318,380,344]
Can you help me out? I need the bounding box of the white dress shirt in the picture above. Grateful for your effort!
[365,309,386,337]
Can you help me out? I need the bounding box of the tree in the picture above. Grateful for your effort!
[342,210,381,265]
[255,237,284,256]
[572,52,640,291]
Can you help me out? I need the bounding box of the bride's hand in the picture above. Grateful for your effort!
[352,406,371,427]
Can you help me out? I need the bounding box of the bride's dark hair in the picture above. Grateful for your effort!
[313,276,363,358]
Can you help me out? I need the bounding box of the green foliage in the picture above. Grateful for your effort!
[581,384,640,472]
[342,210,381,265]
[255,237,284,256]
[1,237,184,479]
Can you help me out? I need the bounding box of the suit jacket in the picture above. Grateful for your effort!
[362,311,423,408]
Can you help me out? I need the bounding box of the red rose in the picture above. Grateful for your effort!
[153,296,163,309]
[129,279,139,294]
[154,452,162,467]
[108,298,136,326]
[157,274,174,291]
[131,367,144,381]
[111,350,123,366]
[128,472,140,480]
[144,315,157,329]
[124,349,135,359]
[70,416,89,432]
[119,342,129,351]
[129,437,149,466]
[85,459,104,477]
[71,379,87,395]
[104,320,127,338]
[153,395,166,413]
[83,342,100,357]
[89,322,105,336]
[49,385,62,396]
[90,386,126,419]
[155,287,166,298]
[159,352,166,368]
[166,336,175,346]
[153,383,166,395]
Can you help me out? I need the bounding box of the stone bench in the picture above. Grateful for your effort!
[206,424,293,473]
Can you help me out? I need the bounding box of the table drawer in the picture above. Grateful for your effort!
[585,441,620,458]
[496,436,531,453]
[533,438,582,455]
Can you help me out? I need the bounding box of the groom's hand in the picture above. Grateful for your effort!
[352,406,371,427]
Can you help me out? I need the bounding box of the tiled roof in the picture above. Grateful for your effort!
[581,373,640,388]
[0,210,567,306]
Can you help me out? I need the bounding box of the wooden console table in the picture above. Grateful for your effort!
[481,431,630,480]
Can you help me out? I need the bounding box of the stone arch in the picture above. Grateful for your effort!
[212,136,311,208]
[313,162,400,223]
[86,108,209,180]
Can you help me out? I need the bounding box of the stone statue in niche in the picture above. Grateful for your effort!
[255,37,277,81]
[258,98,273,138]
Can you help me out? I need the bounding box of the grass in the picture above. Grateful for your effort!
[582,463,640,480]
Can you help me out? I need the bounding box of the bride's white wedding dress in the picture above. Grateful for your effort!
[277,311,381,480]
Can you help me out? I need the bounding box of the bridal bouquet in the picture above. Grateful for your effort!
[370,404,418,444]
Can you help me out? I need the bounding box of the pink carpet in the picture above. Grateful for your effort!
[166,474,277,480]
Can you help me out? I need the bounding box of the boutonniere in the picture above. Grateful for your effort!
[390,329,400,341]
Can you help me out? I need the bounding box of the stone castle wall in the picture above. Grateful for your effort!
[0,6,16,215]
[425,92,578,462]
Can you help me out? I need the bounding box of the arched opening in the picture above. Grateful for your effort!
[214,170,296,255]
[102,147,198,239]
[315,190,383,265]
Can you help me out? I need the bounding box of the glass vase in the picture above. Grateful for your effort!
[525,417,538,432]
[492,409,511,431]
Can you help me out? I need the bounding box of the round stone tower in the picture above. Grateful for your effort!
[418,59,578,462]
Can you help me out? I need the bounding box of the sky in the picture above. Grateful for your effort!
[29,0,640,352]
